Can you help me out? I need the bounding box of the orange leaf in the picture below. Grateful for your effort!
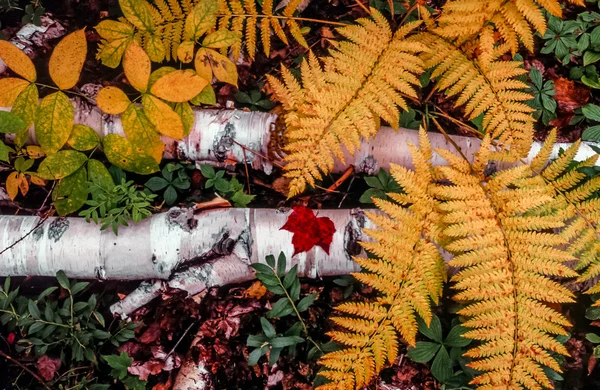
[0,78,29,107]
[96,86,131,114]
[49,29,87,90]
[0,41,36,82]
[124,41,151,93]
[150,70,208,102]
[18,174,28,196]
[6,171,19,200]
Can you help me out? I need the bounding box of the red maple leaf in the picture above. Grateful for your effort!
[281,206,335,256]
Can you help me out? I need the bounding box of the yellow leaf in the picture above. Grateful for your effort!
[144,34,166,62]
[150,69,209,102]
[29,173,46,186]
[12,83,38,148]
[121,104,164,162]
[184,0,218,40]
[201,30,241,49]
[148,66,176,89]
[67,124,100,151]
[35,91,74,154]
[96,86,131,114]
[0,41,36,82]
[119,0,155,32]
[6,171,19,200]
[142,95,185,139]
[49,29,88,90]
[194,48,213,82]
[97,37,132,68]
[197,48,238,87]
[177,41,195,63]
[0,78,29,107]
[37,150,88,180]
[103,133,159,174]
[124,41,151,92]
[26,146,45,159]
[174,102,194,136]
[95,20,135,40]
[18,173,28,196]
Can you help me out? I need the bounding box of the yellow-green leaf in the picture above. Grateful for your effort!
[0,41,36,82]
[35,91,74,154]
[148,66,176,89]
[88,158,115,191]
[202,30,241,49]
[190,84,216,106]
[124,41,150,92]
[177,41,195,63]
[53,166,88,215]
[174,102,194,136]
[12,83,38,127]
[194,48,213,82]
[95,20,135,40]
[142,95,184,139]
[144,34,166,62]
[67,124,100,151]
[197,48,238,87]
[0,78,29,107]
[119,0,155,32]
[49,29,87,90]
[150,69,208,102]
[184,0,218,41]
[0,111,27,133]
[103,133,159,174]
[97,37,132,68]
[38,150,88,180]
[96,86,131,115]
[121,104,164,162]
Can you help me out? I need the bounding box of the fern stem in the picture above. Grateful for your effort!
[227,14,348,26]
[431,117,470,163]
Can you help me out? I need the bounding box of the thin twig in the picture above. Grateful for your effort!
[166,322,195,360]
[240,146,252,195]
[0,349,52,390]
[327,165,354,192]
[431,117,470,163]
[231,140,285,169]
[227,14,348,26]
[354,0,371,15]
[0,213,49,256]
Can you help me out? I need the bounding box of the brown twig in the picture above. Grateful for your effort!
[239,146,252,195]
[231,140,285,170]
[354,0,371,15]
[326,165,355,192]
[431,117,471,163]
[0,349,52,390]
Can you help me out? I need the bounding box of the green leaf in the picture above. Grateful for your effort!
[265,254,276,268]
[417,314,443,343]
[27,299,41,319]
[283,265,298,289]
[88,159,115,192]
[71,281,89,295]
[431,346,453,383]
[56,270,69,289]
[359,188,386,203]
[119,0,155,33]
[163,185,177,205]
[269,346,282,366]
[145,176,170,191]
[270,336,304,348]
[0,110,27,134]
[184,0,218,41]
[12,83,38,135]
[247,333,268,347]
[586,333,600,343]
[251,263,272,274]
[190,84,217,106]
[267,297,292,318]
[582,103,600,122]
[297,293,316,312]
[37,286,57,301]
[121,105,163,163]
[103,352,132,380]
[38,150,88,180]
[200,164,215,179]
[277,253,287,277]
[174,102,194,137]
[406,341,440,363]
[52,166,88,215]
[35,91,74,154]
[202,30,240,49]
[583,125,600,142]
[0,140,10,162]
[584,50,600,67]
[67,124,100,151]
[247,346,267,366]
[28,321,44,334]
[444,325,471,347]
[103,134,159,175]
[260,317,276,339]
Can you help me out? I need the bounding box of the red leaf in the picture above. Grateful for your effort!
[7,333,15,344]
[553,77,589,113]
[36,355,61,381]
[281,206,336,256]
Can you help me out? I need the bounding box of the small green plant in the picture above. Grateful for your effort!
[79,179,156,234]
[406,315,474,388]
[247,253,327,367]
[145,162,193,206]
[540,15,579,64]
[200,165,255,207]
[526,68,557,126]
[103,352,147,390]
[22,1,45,26]
[359,168,403,204]
[332,275,357,299]
[234,89,275,111]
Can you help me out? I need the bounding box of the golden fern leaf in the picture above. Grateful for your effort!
[317,130,445,389]
[416,31,535,160]
[435,137,576,389]
[268,11,426,197]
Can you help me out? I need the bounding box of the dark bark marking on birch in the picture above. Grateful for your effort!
[356,155,378,175]
[344,209,366,261]
[32,226,44,241]
[213,123,235,162]
[48,218,69,242]
[166,207,197,232]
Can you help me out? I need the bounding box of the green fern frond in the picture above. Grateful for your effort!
[268,11,426,197]
[317,130,445,389]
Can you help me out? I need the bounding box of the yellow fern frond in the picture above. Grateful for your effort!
[317,131,445,389]
[268,12,425,197]
[434,142,575,389]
